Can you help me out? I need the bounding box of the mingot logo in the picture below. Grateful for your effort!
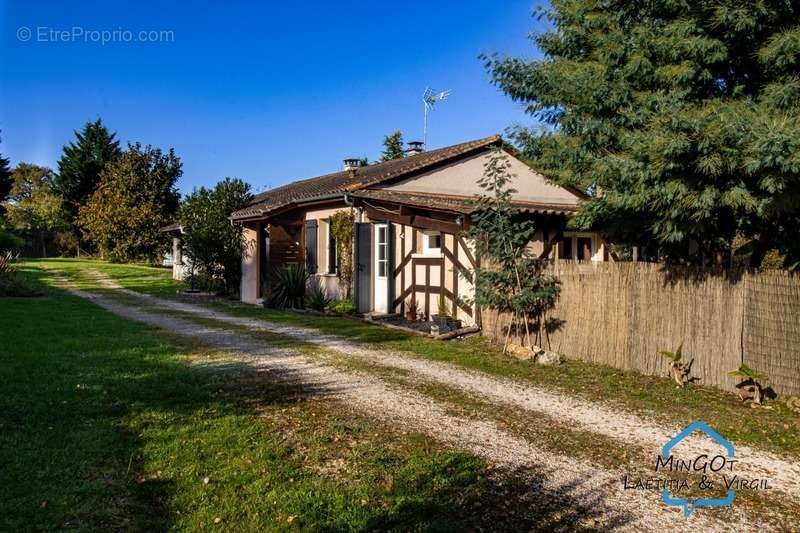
[659,421,736,517]
[622,420,772,517]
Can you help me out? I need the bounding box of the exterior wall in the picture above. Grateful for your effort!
[240,223,260,304]
[381,151,582,207]
[304,205,351,300]
[361,216,477,325]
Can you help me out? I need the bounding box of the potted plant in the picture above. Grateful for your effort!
[405,297,417,321]
[433,293,461,331]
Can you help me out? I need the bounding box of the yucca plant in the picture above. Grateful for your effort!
[729,364,769,405]
[306,280,332,311]
[0,251,15,275]
[269,264,309,309]
[660,343,694,388]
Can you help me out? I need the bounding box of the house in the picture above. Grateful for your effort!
[230,135,609,326]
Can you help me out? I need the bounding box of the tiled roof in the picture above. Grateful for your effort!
[352,189,580,216]
[352,190,477,214]
[230,135,501,220]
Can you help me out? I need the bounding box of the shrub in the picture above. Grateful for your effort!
[330,209,355,297]
[268,264,309,309]
[329,298,355,315]
[729,364,769,405]
[306,280,332,311]
[436,292,450,317]
[0,227,24,252]
[179,178,253,295]
[0,253,42,297]
[660,343,694,388]
[463,149,560,351]
[185,270,225,294]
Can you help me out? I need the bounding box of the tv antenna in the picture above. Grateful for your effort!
[422,87,451,148]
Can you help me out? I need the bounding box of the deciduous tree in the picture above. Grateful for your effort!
[79,143,181,262]
[3,163,68,256]
[463,148,560,350]
[179,178,253,294]
[485,0,800,268]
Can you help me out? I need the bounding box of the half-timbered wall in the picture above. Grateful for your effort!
[388,223,477,326]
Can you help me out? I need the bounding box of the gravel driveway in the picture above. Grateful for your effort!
[57,270,799,530]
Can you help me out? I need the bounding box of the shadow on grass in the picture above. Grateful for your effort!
[0,285,326,531]
[3,268,636,531]
[187,363,637,532]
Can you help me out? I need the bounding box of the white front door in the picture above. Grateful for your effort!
[374,224,388,313]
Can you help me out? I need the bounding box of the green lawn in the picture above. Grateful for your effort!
[21,258,800,457]
[2,270,566,531]
[26,257,183,296]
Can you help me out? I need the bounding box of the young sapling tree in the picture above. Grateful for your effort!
[463,147,560,352]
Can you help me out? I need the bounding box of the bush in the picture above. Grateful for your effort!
[179,178,253,295]
[0,253,42,297]
[267,264,309,309]
[306,280,332,311]
[0,227,24,252]
[329,298,355,315]
[184,270,225,294]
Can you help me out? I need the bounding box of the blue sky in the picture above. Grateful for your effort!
[1,1,545,195]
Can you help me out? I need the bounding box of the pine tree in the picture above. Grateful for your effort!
[485,1,800,268]
[0,133,12,215]
[381,131,405,161]
[55,119,121,249]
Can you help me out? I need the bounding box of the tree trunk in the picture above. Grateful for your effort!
[503,311,516,354]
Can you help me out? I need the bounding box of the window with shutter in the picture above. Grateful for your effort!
[305,220,318,273]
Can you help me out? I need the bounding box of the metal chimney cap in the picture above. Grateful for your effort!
[406,141,425,155]
[343,158,362,170]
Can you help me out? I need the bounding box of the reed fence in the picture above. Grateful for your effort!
[481,262,800,397]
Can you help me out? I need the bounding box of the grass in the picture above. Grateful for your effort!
[3,266,609,531]
[200,301,800,456]
[25,257,183,296]
[21,258,800,457]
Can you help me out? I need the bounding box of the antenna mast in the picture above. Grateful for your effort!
[422,87,451,148]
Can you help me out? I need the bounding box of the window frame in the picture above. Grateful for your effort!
[376,224,389,279]
[559,232,598,262]
[421,230,442,256]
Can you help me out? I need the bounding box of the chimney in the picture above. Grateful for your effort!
[343,158,362,171]
[406,141,425,156]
